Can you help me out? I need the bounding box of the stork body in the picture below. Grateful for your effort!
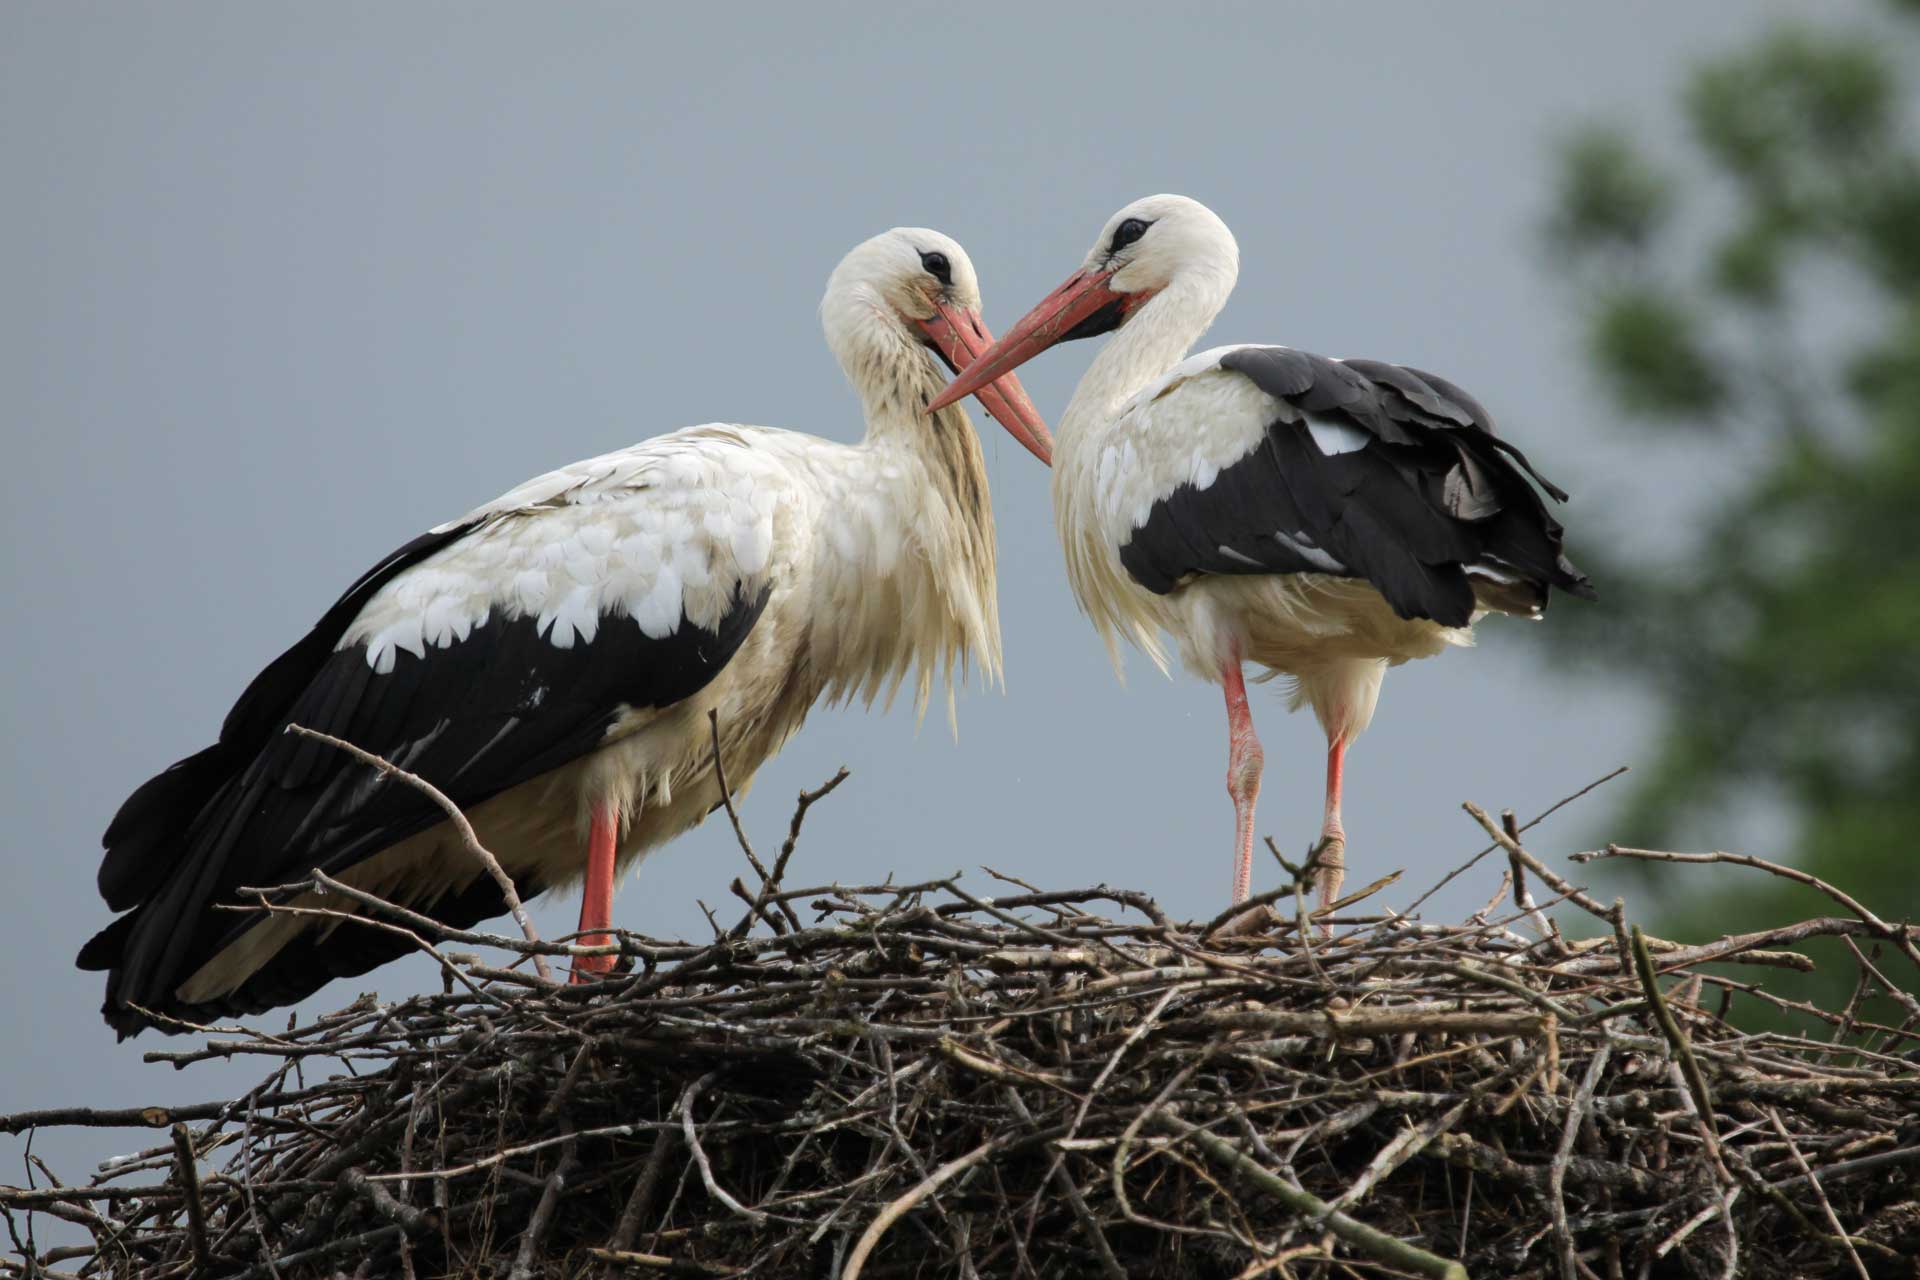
[83,230,1050,1035]
[934,195,1591,911]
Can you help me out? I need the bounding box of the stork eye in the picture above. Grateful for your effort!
[1110,218,1151,251]
[920,251,952,285]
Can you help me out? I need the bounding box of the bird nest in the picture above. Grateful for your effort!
[6,767,1920,1280]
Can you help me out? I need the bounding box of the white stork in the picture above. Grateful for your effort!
[81,228,1051,1036]
[933,194,1592,912]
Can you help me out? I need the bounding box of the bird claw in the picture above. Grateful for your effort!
[1312,834,1347,917]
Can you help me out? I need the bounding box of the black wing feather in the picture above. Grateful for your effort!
[84,520,771,1036]
[1117,346,1595,627]
[95,526,472,910]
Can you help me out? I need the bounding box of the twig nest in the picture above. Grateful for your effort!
[6,789,1918,1279]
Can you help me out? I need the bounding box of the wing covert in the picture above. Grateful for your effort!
[84,429,792,1033]
[1114,346,1595,626]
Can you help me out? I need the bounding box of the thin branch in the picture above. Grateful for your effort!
[584,1249,738,1277]
[1149,1113,1468,1280]
[1404,766,1629,917]
[285,723,552,984]
[1578,845,1920,972]
[843,1134,1014,1280]
[509,1123,579,1280]
[1765,1109,1874,1280]
[169,1125,211,1273]
[1549,1046,1612,1280]
[705,709,773,893]
[1463,801,1616,925]
[13,792,1916,1280]
[679,1075,766,1225]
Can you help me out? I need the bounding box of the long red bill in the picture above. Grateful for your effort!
[927,268,1126,415]
[919,300,1053,465]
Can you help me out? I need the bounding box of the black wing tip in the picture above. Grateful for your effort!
[1552,549,1598,601]
[76,914,132,972]
[87,567,776,1037]
[100,994,224,1039]
[1199,347,1601,626]
[103,1003,150,1040]
[97,744,237,911]
[96,523,481,908]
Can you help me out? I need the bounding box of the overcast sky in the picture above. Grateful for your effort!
[1,0,1868,1247]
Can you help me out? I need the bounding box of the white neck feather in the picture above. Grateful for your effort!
[1046,253,1236,678]
[1060,274,1233,444]
[805,341,1000,725]
[807,243,1007,721]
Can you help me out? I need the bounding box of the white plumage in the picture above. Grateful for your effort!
[1062,345,1478,684]
[334,421,992,867]
[934,194,1591,916]
[83,227,1051,1035]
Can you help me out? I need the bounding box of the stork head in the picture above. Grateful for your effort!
[822,228,1052,465]
[928,195,1239,413]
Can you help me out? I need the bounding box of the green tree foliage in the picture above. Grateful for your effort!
[1543,8,1920,1023]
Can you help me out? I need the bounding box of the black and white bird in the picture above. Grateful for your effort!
[934,194,1591,912]
[81,228,1051,1036]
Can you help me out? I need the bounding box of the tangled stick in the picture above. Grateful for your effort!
[6,771,1918,1279]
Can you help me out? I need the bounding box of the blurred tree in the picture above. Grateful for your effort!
[1542,3,1920,1024]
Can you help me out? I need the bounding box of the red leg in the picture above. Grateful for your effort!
[571,802,619,983]
[1222,657,1265,905]
[1317,735,1348,913]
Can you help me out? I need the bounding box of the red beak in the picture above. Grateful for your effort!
[928,268,1129,415]
[919,299,1053,466]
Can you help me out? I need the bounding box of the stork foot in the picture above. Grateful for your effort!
[1312,831,1347,918]
[1309,734,1349,932]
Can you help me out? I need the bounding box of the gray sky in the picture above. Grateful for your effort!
[1,0,1857,1243]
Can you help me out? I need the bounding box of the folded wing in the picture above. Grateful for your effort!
[82,431,785,1034]
[1114,345,1594,627]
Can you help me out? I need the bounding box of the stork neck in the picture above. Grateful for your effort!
[847,338,952,443]
[1062,276,1229,441]
[849,343,990,523]
[808,363,1001,716]
[862,396,994,551]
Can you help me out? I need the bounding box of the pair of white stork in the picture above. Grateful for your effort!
[82,195,1591,1035]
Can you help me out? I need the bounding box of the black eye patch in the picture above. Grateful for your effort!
[919,250,953,286]
[1109,218,1151,252]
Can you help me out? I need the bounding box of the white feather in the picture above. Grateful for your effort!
[186,226,1017,1006]
[1305,416,1369,456]
[1051,221,1473,726]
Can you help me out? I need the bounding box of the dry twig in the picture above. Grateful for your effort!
[283,724,553,984]
[8,774,1916,1280]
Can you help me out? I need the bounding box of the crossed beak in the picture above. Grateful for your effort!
[928,268,1132,416]
[918,300,1053,466]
